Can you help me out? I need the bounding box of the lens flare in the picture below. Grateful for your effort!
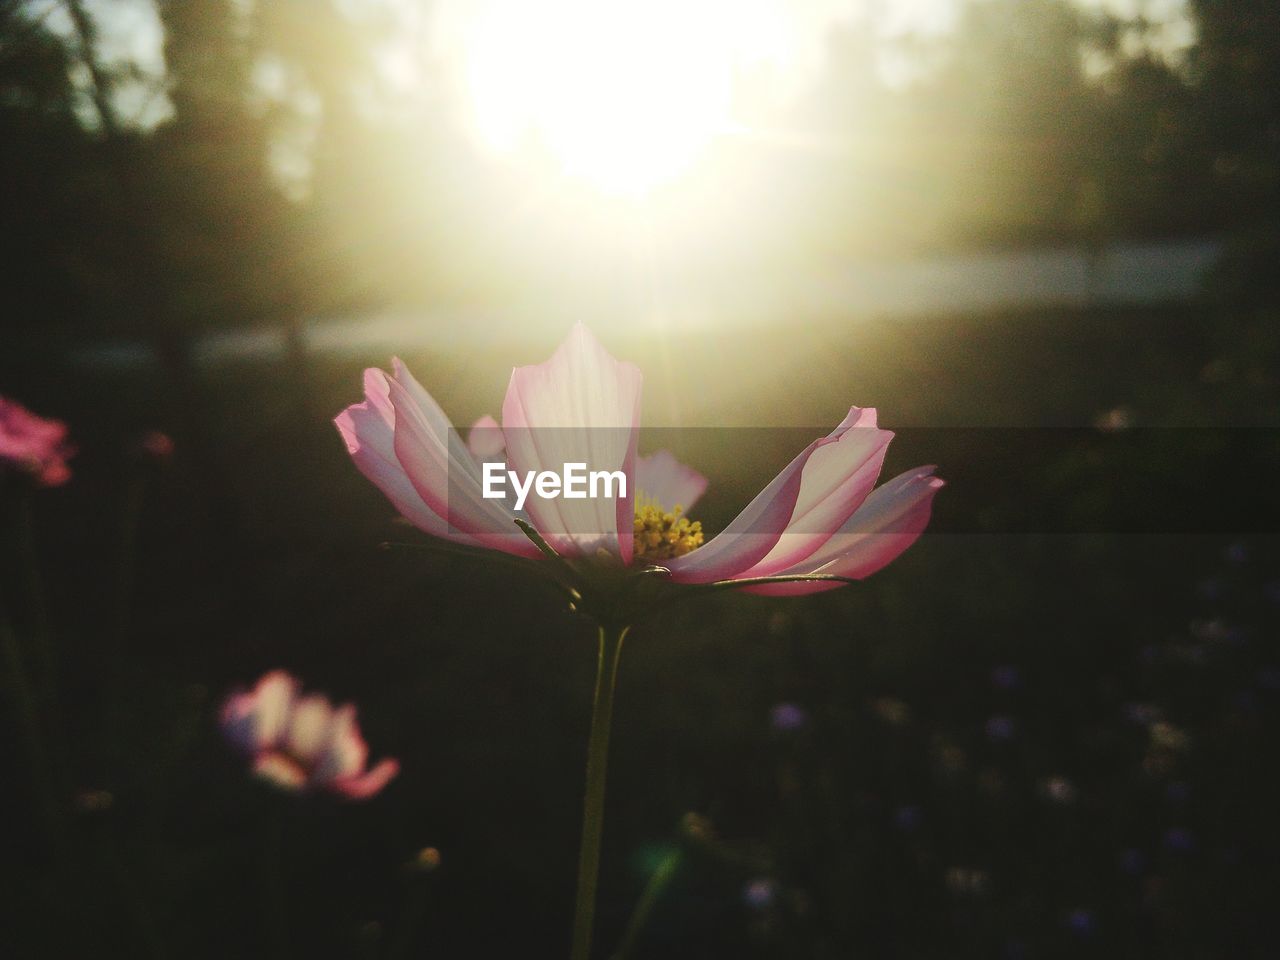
[446,0,790,194]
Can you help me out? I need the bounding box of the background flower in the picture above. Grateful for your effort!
[220,670,399,800]
[0,396,74,487]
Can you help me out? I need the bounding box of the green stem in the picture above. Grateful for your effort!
[4,498,66,851]
[0,612,60,844]
[262,803,290,959]
[386,869,436,960]
[571,622,628,960]
[16,496,54,684]
[116,473,146,639]
[610,848,682,960]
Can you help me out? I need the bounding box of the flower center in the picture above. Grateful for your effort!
[633,499,704,562]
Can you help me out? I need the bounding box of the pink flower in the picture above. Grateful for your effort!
[220,670,399,799]
[0,396,74,487]
[336,325,942,596]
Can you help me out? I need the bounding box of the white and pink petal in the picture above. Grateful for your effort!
[385,363,538,559]
[501,324,642,561]
[335,369,482,546]
[313,705,369,782]
[636,450,707,512]
[331,758,400,799]
[665,408,882,583]
[284,694,335,763]
[737,408,892,577]
[467,414,505,460]
[253,751,310,791]
[745,467,944,596]
[220,670,298,755]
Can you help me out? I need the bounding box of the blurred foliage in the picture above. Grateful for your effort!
[1,312,1277,956]
[2,0,1278,341]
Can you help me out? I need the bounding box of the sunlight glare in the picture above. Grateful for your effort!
[452,0,790,194]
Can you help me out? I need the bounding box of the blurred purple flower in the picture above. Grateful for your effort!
[770,702,808,732]
[743,878,777,910]
[990,664,1020,690]
[1232,689,1259,713]
[1216,845,1241,866]
[1119,848,1145,874]
[1164,827,1195,853]
[894,804,922,831]
[985,715,1016,741]
[221,670,399,799]
[1066,908,1095,937]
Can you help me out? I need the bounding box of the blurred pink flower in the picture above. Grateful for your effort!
[336,325,942,594]
[140,430,175,462]
[0,396,74,487]
[220,670,399,799]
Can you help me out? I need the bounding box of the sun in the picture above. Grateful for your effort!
[443,0,787,195]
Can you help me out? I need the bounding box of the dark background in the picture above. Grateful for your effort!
[3,1,1280,957]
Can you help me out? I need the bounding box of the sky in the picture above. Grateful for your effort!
[27,0,1196,174]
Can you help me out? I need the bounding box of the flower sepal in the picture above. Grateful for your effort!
[514,519,860,626]
[516,518,646,627]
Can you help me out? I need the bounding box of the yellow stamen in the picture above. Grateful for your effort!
[633,501,704,562]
